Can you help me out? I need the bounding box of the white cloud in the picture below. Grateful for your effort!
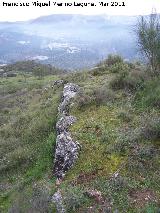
[0,0,160,21]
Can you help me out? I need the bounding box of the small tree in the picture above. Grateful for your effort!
[33,66,45,79]
[136,13,160,74]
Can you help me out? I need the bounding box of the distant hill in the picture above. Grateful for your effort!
[3,60,65,75]
[0,14,139,70]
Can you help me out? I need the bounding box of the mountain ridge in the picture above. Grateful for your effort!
[0,14,138,69]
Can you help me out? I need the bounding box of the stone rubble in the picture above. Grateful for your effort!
[58,83,79,115]
[52,83,80,212]
[51,190,65,213]
[53,83,80,179]
[56,115,77,134]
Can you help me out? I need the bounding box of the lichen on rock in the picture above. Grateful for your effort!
[54,131,80,179]
[53,83,80,180]
[52,83,80,212]
[56,115,77,134]
[58,83,79,115]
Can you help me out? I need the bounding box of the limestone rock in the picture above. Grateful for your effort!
[52,83,80,212]
[53,83,80,180]
[51,190,65,213]
[56,115,77,134]
[58,83,79,115]
[54,132,80,179]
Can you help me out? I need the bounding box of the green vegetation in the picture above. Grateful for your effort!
[0,74,62,212]
[0,54,160,212]
[58,55,160,212]
[134,77,160,109]
[1,12,160,212]
[3,60,65,76]
[136,13,160,74]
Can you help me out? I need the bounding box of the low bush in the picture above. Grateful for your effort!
[100,131,111,143]
[110,69,145,92]
[111,114,160,158]
[117,110,133,123]
[93,87,116,105]
[134,78,160,109]
[75,86,117,109]
[0,146,35,174]
[63,186,89,212]
[8,186,51,213]
[140,116,160,141]
[96,54,129,75]
[101,54,124,67]
[62,71,89,84]
[126,144,159,175]
[90,66,107,76]
[74,89,95,109]
[111,127,142,155]
[108,62,130,74]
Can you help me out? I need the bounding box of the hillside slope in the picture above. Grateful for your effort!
[0,74,62,212]
[54,57,160,212]
[0,57,160,212]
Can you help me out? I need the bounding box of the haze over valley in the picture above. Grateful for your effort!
[0,14,138,70]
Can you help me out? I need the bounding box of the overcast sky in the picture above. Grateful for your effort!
[0,0,160,21]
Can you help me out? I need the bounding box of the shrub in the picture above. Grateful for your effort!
[112,128,142,155]
[135,13,160,74]
[112,114,160,157]
[109,73,127,91]
[63,186,89,212]
[96,54,131,76]
[137,146,155,160]
[62,71,89,84]
[103,54,124,66]
[90,66,107,76]
[74,89,94,109]
[140,116,160,141]
[126,143,159,175]
[93,87,116,105]
[110,69,145,92]
[109,62,130,74]
[117,110,132,122]
[8,186,51,213]
[100,131,111,143]
[134,78,160,109]
[0,146,34,176]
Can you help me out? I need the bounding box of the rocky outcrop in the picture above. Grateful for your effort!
[56,116,77,134]
[54,131,80,179]
[58,83,79,115]
[53,83,80,180]
[52,83,80,212]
